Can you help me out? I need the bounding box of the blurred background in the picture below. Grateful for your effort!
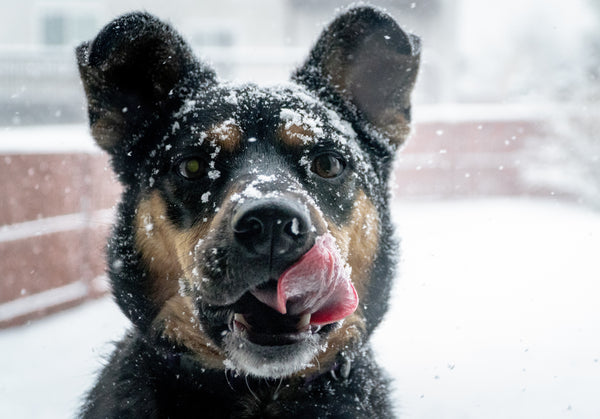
[0,1,599,418]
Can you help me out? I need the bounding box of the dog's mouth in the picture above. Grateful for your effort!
[230,285,321,346]
[217,234,359,377]
[229,234,358,346]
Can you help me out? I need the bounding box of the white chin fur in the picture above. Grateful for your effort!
[223,332,320,378]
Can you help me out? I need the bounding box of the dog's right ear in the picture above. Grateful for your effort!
[76,12,216,155]
[294,6,420,150]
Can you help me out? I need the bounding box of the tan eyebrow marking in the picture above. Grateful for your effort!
[277,123,318,148]
[206,119,243,153]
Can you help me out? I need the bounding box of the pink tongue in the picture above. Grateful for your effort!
[274,234,358,326]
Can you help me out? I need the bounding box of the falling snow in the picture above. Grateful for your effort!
[2,200,599,418]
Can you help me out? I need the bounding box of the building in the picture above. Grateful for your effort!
[0,0,451,125]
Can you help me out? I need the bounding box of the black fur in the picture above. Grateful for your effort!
[78,6,419,418]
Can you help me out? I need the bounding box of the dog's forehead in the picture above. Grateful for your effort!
[225,82,328,117]
[171,82,357,146]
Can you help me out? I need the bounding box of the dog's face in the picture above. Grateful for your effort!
[78,7,419,378]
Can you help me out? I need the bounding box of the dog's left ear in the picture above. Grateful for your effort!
[294,6,420,148]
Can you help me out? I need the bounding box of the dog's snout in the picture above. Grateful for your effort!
[232,198,311,261]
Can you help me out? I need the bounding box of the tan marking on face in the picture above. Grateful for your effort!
[136,192,227,366]
[328,190,380,299]
[134,191,210,307]
[206,120,243,153]
[151,295,226,369]
[278,123,318,148]
[292,190,378,377]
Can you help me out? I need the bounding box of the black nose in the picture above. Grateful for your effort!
[232,198,312,263]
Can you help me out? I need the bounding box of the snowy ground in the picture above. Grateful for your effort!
[1,199,599,418]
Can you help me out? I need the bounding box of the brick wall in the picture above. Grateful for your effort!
[394,119,553,198]
[0,127,121,327]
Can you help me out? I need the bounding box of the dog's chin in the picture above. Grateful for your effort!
[222,328,322,378]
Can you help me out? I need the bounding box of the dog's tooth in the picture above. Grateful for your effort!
[234,313,251,330]
[297,313,311,330]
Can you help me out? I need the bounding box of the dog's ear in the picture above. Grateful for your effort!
[294,6,420,148]
[76,12,216,154]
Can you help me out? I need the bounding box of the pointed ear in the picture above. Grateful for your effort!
[76,12,216,154]
[294,6,420,148]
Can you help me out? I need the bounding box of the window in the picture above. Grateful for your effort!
[39,7,99,47]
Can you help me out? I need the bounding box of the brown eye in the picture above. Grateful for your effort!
[178,157,207,179]
[311,153,345,179]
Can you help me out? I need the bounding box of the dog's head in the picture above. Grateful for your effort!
[78,7,419,378]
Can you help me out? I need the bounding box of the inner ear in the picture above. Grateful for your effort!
[294,6,420,148]
[76,12,216,154]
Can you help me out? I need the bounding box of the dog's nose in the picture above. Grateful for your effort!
[232,198,311,262]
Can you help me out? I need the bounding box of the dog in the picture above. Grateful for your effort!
[77,6,419,418]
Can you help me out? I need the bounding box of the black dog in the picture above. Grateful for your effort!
[77,6,419,418]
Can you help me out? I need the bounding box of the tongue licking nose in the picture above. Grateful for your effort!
[252,234,359,326]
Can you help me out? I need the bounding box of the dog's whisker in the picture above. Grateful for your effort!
[224,369,235,392]
[313,354,321,372]
[273,377,283,400]
[244,374,260,402]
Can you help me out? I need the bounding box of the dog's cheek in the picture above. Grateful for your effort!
[134,191,206,305]
[134,192,227,367]
[296,190,378,374]
[135,193,183,306]
[151,296,227,369]
[329,189,380,300]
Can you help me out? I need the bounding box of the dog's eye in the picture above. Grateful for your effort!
[311,153,345,179]
[177,157,208,179]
